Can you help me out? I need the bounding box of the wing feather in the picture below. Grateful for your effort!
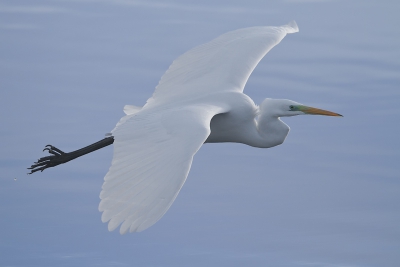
[145,21,298,107]
[99,105,227,234]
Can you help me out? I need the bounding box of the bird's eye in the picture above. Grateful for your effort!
[289,105,294,110]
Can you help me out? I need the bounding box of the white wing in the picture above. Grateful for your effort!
[100,22,298,234]
[145,21,298,108]
[123,105,142,115]
[99,105,227,234]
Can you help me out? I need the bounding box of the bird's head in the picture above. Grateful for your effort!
[260,98,342,118]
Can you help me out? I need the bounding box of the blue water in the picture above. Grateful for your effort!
[1,0,399,266]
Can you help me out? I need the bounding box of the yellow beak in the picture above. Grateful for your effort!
[300,106,343,117]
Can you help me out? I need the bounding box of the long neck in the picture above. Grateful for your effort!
[252,114,290,148]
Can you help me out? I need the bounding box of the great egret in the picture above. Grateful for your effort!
[29,21,342,234]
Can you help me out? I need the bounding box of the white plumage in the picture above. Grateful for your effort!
[98,21,341,234]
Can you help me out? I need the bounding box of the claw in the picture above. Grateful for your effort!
[37,156,54,163]
[43,145,65,155]
[29,144,69,174]
[43,147,60,156]
[29,160,49,169]
[28,165,47,174]
[50,146,65,155]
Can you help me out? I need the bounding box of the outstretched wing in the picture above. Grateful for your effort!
[145,21,298,107]
[99,105,226,234]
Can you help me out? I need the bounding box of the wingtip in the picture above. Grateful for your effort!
[284,20,299,33]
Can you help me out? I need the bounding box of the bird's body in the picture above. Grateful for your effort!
[29,21,342,234]
[134,91,289,148]
[206,92,265,145]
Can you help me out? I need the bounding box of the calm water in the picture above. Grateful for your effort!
[1,0,399,266]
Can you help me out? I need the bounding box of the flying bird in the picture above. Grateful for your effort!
[29,21,342,234]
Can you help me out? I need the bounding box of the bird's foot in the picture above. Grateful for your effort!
[28,145,72,174]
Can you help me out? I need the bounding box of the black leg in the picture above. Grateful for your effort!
[28,136,114,174]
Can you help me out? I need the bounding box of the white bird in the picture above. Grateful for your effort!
[29,21,342,234]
